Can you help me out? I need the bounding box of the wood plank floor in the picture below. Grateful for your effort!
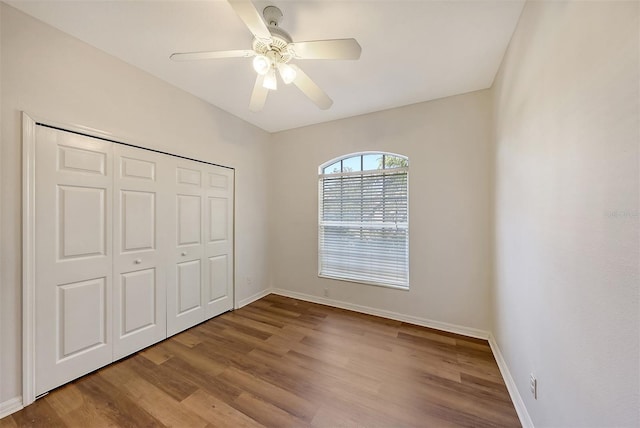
[1,295,520,427]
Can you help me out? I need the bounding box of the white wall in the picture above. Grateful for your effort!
[492,1,639,426]
[0,3,271,404]
[270,90,493,334]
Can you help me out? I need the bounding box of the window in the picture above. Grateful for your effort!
[318,153,409,289]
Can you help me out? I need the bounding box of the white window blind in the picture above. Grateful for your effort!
[318,156,409,289]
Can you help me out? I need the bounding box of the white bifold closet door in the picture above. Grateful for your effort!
[112,145,171,359]
[202,166,234,319]
[33,125,234,396]
[167,160,235,336]
[35,127,115,395]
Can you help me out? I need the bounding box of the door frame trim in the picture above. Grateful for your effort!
[21,112,236,407]
[22,112,37,406]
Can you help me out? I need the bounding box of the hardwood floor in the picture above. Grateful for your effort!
[1,295,520,427]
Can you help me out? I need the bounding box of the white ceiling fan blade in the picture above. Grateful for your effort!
[290,65,333,110]
[227,0,271,41]
[170,50,254,61]
[289,39,362,60]
[249,74,269,112]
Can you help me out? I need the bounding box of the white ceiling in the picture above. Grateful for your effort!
[8,0,525,133]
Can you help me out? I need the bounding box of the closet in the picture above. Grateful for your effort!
[31,124,234,396]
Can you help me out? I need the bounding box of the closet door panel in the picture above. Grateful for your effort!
[177,194,201,246]
[57,278,107,357]
[208,255,229,302]
[58,186,107,258]
[112,145,169,359]
[120,269,156,333]
[35,127,114,396]
[177,259,202,313]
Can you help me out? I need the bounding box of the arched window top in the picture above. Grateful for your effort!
[320,152,408,175]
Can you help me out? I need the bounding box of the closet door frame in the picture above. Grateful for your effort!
[21,112,236,406]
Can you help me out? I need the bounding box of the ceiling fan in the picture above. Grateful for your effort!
[170,0,362,112]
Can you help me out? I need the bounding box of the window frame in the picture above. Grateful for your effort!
[317,151,409,290]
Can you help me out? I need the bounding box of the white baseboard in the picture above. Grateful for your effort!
[488,334,534,428]
[270,288,490,340]
[236,288,272,309]
[0,396,23,419]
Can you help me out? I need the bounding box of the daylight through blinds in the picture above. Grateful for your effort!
[319,154,409,288]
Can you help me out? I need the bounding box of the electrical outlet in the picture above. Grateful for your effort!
[530,373,537,399]
[246,277,252,287]
[323,288,329,297]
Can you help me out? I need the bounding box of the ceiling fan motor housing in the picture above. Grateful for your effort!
[252,6,294,63]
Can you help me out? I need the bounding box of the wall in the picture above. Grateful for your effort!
[269,90,493,334]
[492,1,639,426]
[0,4,271,405]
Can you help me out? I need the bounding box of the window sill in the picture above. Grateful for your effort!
[318,273,409,291]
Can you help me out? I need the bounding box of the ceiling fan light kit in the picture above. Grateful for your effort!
[277,63,297,84]
[253,50,297,88]
[263,67,278,90]
[252,55,271,75]
[170,0,362,112]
